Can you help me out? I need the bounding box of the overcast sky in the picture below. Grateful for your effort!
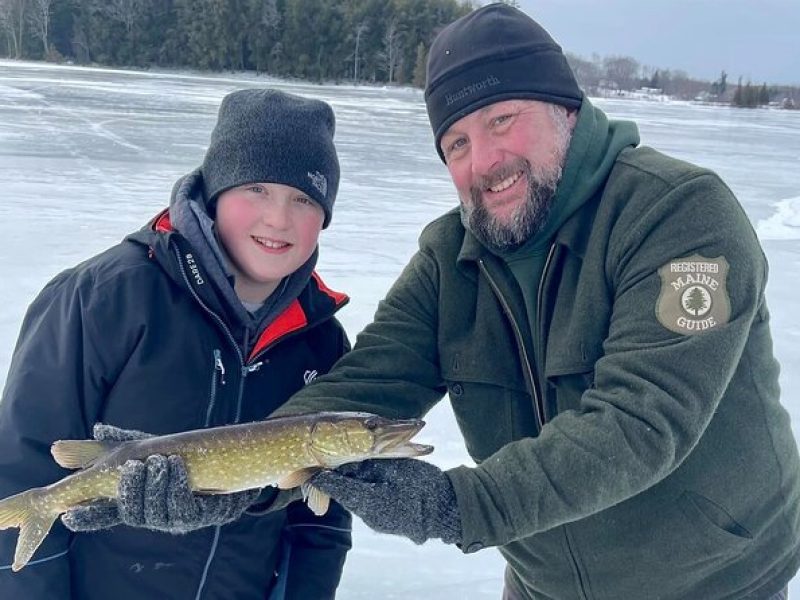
[515,0,799,86]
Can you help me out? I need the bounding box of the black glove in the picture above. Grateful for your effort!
[311,458,462,545]
[62,424,260,534]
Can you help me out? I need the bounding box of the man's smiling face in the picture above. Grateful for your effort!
[440,99,576,252]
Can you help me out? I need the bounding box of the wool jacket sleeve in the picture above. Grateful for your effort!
[448,167,773,550]
[272,249,447,420]
[282,499,352,598]
[0,267,119,595]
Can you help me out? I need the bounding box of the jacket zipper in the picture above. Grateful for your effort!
[171,242,347,598]
[478,259,545,433]
[173,245,245,367]
[173,244,248,600]
[539,243,592,599]
[206,349,226,426]
[483,250,591,599]
[535,243,557,422]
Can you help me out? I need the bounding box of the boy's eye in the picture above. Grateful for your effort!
[246,185,265,194]
[294,196,313,205]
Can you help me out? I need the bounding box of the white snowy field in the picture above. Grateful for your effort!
[1,59,799,597]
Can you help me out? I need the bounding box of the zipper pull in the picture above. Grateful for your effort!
[214,349,226,385]
[242,361,263,376]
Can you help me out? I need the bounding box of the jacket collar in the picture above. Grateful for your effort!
[248,272,348,360]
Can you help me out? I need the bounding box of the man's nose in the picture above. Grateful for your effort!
[470,131,502,179]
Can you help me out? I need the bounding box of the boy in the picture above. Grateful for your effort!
[0,89,352,599]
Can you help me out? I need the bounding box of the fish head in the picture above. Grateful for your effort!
[309,412,433,468]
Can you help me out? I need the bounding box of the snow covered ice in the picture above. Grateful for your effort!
[1,60,799,597]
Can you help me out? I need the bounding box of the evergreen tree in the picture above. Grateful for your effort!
[0,0,470,84]
[684,287,708,316]
[710,70,727,98]
[247,0,280,73]
[649,69,660,89]
[759,83,770,105]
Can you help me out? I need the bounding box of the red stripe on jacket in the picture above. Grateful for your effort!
[248,299,308,361]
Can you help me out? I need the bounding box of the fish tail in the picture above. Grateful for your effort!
[0,488,59,572]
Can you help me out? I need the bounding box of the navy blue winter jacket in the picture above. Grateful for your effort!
[0,209,352,599]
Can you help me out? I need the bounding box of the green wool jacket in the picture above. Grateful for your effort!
[277,100,800,599]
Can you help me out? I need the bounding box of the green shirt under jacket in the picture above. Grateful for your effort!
[276,99,800,599]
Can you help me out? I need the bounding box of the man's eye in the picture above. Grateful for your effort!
[447,138,467,153]
[247,185,265,194]
[295,196,312,205]
[492,114,513,126]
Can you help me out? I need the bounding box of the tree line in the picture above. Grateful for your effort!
[566,54,797,108]
[1,0,796,107]
[0,0,469,85]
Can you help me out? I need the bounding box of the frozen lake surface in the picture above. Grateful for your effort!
[1,59,799,597]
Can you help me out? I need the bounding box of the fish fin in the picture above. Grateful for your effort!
[276,467,320,490]
[51,440,118,469]
[0,490,30,530]
[0,488,59,571]
[302,484,330,516]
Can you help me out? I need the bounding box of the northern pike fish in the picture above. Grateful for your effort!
[0,411,432,572]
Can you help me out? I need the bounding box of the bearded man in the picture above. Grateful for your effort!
[280,5,800,598]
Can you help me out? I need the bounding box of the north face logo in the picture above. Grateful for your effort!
[303,370,318,385]
[307,171,328,198]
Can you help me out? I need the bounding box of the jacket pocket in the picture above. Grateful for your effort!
[575,489,753,599]
[446,380,536,462]
[677,490,752,551]
[545,340,600,417]
[546,367,595,415]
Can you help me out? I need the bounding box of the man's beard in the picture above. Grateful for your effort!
[460,158,563,253]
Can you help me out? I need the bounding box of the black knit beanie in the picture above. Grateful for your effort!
[425,3,583,162]
[201,88,339,228]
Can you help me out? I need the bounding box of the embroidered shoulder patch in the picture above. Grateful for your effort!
[656,254,730,335]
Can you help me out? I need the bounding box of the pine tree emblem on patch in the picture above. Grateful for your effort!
[656,254,731,335]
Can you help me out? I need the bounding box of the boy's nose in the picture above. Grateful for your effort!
[263,201,291,229]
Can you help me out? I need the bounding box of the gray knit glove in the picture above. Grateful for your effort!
[311,458,462,545]
[62,424,260,534]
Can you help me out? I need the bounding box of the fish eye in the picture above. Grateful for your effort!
[364,418,379,431]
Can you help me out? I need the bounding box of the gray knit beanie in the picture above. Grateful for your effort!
[425,3,583,162]
[201,88,339,228]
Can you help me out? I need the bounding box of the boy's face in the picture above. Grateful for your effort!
[215,182,324,303]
